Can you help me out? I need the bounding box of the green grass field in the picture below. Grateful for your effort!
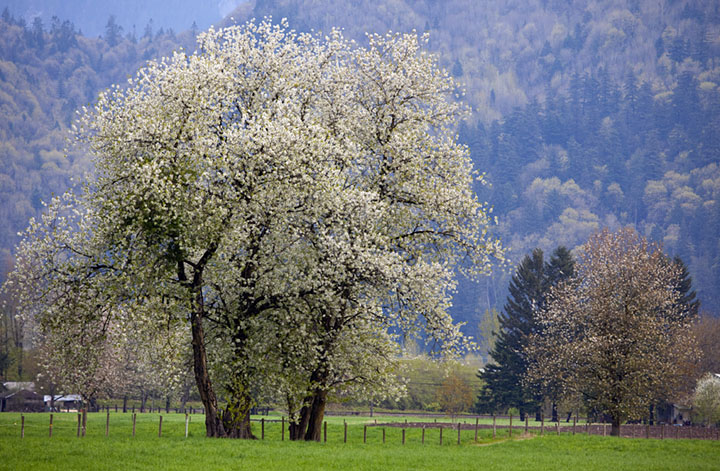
[0,412,718,470]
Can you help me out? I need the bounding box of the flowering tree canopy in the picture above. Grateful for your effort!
[6,20,503,439]
[526,228,697,436]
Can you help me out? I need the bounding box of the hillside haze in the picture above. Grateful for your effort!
[0,0,718,348]
[0,0,250,37]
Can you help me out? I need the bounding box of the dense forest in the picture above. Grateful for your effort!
[0,0,229,36]
[0,0,719,355]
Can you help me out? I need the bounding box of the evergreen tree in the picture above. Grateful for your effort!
[476,249,546,418]
[105,15,123,47]
[476,247,575,419]
[673,256,699,317]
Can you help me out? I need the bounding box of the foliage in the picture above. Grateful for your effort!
[476,246,573,416]
[693,314,720,378]
[6,20,502,440]
[526,228,698,436]
[375,356,481,411]
[693,373,720,426]
[1,0,720,333]
[435,370,474,418]
[476,308,500,362]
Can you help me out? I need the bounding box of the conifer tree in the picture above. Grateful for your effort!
[476,247,574,418]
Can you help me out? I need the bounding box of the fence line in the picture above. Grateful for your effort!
[5,412,720,442]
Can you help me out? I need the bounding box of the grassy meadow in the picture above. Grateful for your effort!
[0,412,718,470]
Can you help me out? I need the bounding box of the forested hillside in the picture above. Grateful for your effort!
[0,11,197,265]
[0,0,227,36]
[224,0,720,321]
[0,0,719,348]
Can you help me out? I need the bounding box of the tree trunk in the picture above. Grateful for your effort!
[220,398,255,439]
[610,416,621,437]
[289,397,312,441]
[551,402,558,422]
[304,388,328,442]
[190,305,226,437]
[649,404,654,426]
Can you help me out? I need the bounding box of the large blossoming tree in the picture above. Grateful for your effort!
[6,20,503,439]
[526,228,697,436]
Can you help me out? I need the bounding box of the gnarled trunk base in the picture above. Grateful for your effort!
[288,388,328,441]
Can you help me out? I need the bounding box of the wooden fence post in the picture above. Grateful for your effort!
[49,413,53,438]
[323,421,327,443]
[645,423,650,439]
[492,414,496,438]
[382,427,385,444]
[457,423,461,445]
[603,423,606,436]
[525,416,529,434]
[106,409,110,437]
[281,417,285,441]
[509,413,513,437]
[573,416,576,435]
[556,420,560,435]
[343,420,347,443]
[261,418,265,440]
[422,426,425,444]
[475,417,479,442]
[660,424,664,440]
[159,415,163,437]
[132,413,137,437]
[439,426,443,446]
[77,413,81,437]
[82,409,87,437]
[21,415,25,438]
[185,413,190,438]
[363,425,367,444]
[402,428,406,445]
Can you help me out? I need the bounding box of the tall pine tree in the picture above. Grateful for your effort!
[476,247,574,419]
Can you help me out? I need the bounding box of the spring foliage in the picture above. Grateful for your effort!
[6,20,503,437]
[526,228,697,435]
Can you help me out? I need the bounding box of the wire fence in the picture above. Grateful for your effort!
[3,411,719,442]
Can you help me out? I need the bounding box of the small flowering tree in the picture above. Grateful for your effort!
[7,20,502,439]
[693,373,720,426]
